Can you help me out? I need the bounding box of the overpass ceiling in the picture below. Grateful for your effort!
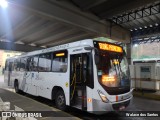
[0,2,97,49]
[68,0,160,43]
[0,0,159,52]
[0,0,131,52]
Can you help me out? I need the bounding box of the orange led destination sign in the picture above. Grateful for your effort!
[98,43,123,53]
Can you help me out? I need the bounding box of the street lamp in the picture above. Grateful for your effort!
[0,0,8,8]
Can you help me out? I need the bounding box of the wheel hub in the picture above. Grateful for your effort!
[57,95,64,105]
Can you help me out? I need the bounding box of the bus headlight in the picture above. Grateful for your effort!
[98,90,109,103]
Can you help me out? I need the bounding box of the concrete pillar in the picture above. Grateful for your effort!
[126,43,132,65]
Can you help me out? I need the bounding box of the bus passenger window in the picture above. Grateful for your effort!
[30,56,39,71]
[26,57,32,71]
[52,51,68,72]
[26,57,38,71]
[20,58,27,71]
[52,58,67,72]
[38,53,52,72]
[14,59,20,71]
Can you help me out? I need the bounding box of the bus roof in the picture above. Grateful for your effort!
[6,39,122,60]
[7,39,94,59]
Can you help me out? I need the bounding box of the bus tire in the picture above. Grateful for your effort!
[55,90,66,111]
[14,81,20,93]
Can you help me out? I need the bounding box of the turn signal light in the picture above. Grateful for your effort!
[116,95,118,102]
[87,98,92,102]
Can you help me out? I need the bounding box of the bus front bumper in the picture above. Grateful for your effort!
[90,95,133,114]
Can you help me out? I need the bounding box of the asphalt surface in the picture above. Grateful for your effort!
[67,97,160,120]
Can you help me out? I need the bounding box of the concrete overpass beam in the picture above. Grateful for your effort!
[0,41,41,52]
[8,0,130,43]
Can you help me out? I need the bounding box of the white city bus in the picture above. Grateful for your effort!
[4,39,133,113]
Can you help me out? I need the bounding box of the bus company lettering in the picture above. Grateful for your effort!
[73,48,83,52]
[42,44,69,53]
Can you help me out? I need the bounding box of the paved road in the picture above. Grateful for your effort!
[127,97,160,111]
[67,97,160,120]
[18,92,160,120]
[123,97,160,120]
[0,89,160,120]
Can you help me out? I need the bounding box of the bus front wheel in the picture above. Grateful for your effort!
[55,90,66,110]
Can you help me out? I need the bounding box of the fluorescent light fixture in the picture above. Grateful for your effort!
[15,41,25,44]
[150,25,153,27]
[144,26,147,28]
[139,27,142,29]
[41,46,46,48]
[155,23,158,26]
[130,29,133,31]
[30,43,36,46]
[135,28,137,30]
[144,37,149,40]
[0,39,10,42]
[151,36,156,39]
[134,44,138,47]
[0,0,8,8]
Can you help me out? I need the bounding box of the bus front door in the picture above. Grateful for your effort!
[70,53,88,110]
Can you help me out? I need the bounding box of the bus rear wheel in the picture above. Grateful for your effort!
[14,81,20,93]
[55,90,66,111]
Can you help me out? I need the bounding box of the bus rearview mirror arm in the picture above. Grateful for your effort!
[84,47,99,65]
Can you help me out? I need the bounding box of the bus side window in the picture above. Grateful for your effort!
[17,59,21,71]
[20,57,27,71]
[52,50,68,72]
[52,57,68,72]
[13,59,21,71]
[26,57,32,71]
[31,56,39,71]
[26,56,38,72]
[38,53,52,72]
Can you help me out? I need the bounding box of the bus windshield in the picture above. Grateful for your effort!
[97,50,130,94]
